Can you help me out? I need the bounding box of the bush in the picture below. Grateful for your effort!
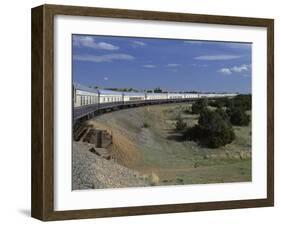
[142,122,150,128]
[184,124,203,141]
[227,107,250,126]
[215,107,230,122]
[185,109,235,148]
[191,98,208,114]
[175,116,187,131]
[209,98,228,108]
[209,95,251,111]
[226,95,251,111]
[233,95,251,111]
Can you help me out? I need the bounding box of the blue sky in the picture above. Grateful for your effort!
[72,35,252,93]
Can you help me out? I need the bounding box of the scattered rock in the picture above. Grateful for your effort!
[72,142,149,190]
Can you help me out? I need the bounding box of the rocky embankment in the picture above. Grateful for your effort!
[72,142,149,190]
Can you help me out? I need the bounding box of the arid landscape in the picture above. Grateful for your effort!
[72,102,251,189]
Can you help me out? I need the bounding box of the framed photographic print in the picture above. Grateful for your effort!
[31,4,274,221]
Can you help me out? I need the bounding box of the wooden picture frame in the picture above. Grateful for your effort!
[31,4,274,221]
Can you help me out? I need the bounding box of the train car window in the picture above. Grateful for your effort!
[76,95,79,106]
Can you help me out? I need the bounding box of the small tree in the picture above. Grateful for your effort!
[191,98,208,114]
[226,95,251,111]
[227,107,250,126]
[154,87,163,93]
[215,107,230,122]
[209,99,225,108]
[185,109,235,148]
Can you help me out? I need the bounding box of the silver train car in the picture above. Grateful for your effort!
[73,83,99,107]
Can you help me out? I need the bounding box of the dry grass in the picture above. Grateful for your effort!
[86,120,142,168]
[139,172,160,186]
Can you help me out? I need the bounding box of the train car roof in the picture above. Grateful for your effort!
[98,89,123,95]
[146,92,168,96]
[74,83,238,96]
[73,83,98,93]
[167,93,183,95]
[123,91,145,96]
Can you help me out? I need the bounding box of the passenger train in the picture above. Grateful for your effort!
[73,83,237,108]
[73,83,237,121]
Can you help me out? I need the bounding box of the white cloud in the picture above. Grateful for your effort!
[231,64,249,72]
[218,68,232,75]
[73,36,119,50]
[194,55,241,61]
[218,64,251,75]
[132,41,146,46]
[104,77,109,81]
[73,54,135,63]
[143,64,156,68]
[167,63,181,67]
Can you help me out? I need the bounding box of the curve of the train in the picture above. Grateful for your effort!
[73,83,237,123]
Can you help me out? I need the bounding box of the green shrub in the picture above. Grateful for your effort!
[142,122,150,128]
[215,107,230,122]
[176,177,184,184]
[227,107,250,126]
[185,109,235,148]
[233,95,251,111]
[191,98,208,114]
[209,98,228,108]
[226,95,251,111]
[210,95,251,111]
